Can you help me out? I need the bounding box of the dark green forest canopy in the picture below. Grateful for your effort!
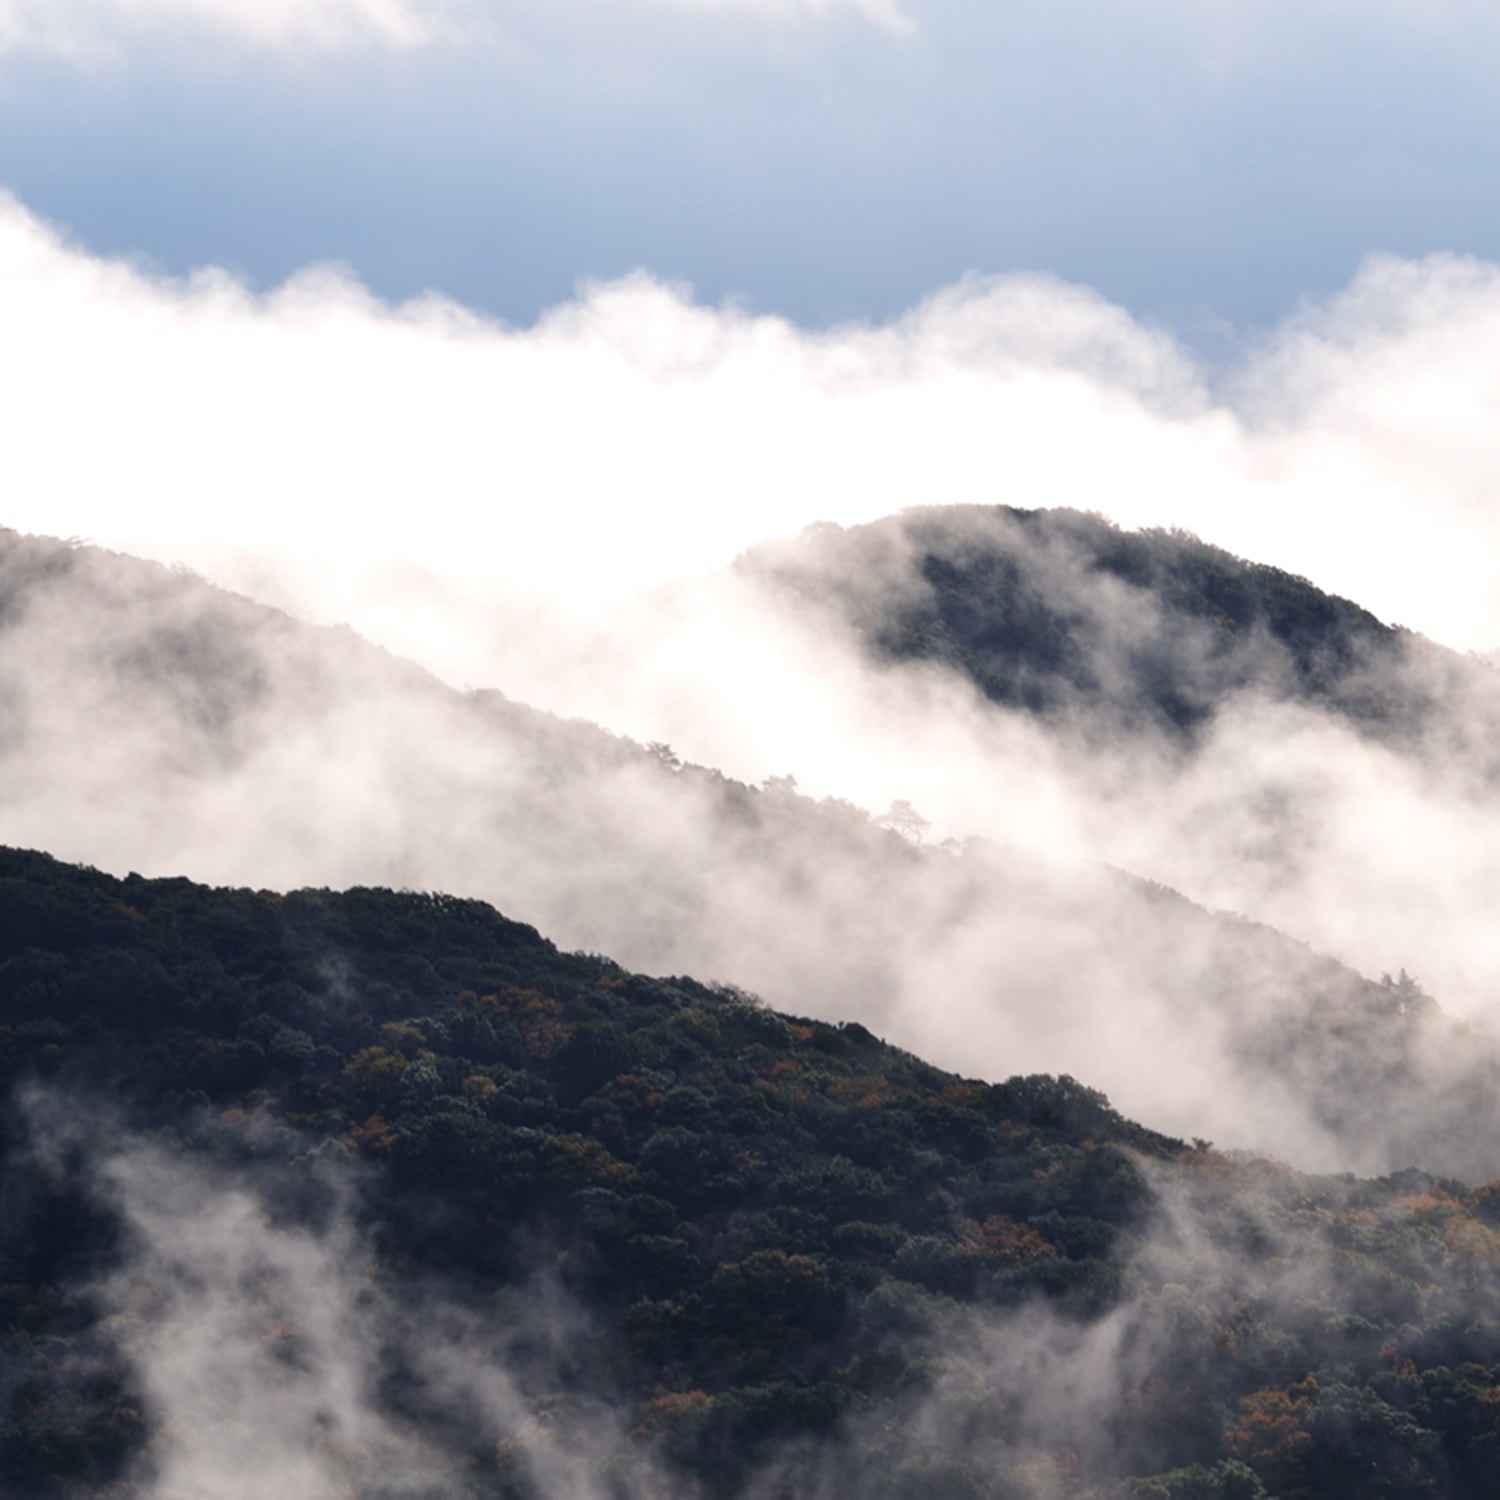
[737,507,1489,749]
[4,846,1500,1499]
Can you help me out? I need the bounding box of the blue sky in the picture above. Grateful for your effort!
[4,1,1500,346]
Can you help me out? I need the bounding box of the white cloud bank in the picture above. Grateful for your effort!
[14,186,1500,1153]
[4,0,1498,62]
[0,0,908,57]
[4,189,1500,652]
[0,0,447,53]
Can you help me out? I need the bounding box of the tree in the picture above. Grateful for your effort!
[878,799,930,843]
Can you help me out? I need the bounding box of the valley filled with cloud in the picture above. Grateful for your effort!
[6,4,1500,1498]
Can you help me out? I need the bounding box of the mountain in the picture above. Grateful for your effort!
[2,526,1499,1178]
[4,848,1500,1500]
[736,505,1500,759]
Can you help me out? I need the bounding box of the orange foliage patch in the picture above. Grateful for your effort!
[956,1215,1060,1265]
[1223,1375,1318,1482]
[632,1389,712,1438]
[601,1073,664,1113]
[1402,1189,1460,1216]
[470,988,576,1058]
[940,1083,984,1104]
[827,1075,895,1106]
[540,1133,638,1188]
[342,1046,408,1092]
[378,1020,428,1055]
[346,1113,396,1154]
[1443,1213,1500,1267]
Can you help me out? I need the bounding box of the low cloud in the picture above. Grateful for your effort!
[14,1094,624,1500]
[628,0,911,32]
[8,524,1500,1177]
[0,0,908,60]
[5,192,1500,652]
[0,0,451,54]
[21,1086,1491,1500]
[4,0,1498,66]
[11,190,1500,1165]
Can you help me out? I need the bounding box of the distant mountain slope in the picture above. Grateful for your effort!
[5,849,1500,1500]
[737,506,1497,756]
[2,527,1499,1178]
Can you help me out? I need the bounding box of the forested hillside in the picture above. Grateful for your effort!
[4,848,1500,1500]
[737,506,1500,757]
[3,528,1498,1178]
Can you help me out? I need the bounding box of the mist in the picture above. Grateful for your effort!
[9,191,1500,1175]
[5,520,1500,1182]
[17,1074,1497,1500]
[0,0,909,61]
[14,1090,642,1500]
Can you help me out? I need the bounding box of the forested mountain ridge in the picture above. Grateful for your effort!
[4,848,1500,1500]
[3,526,1500,1177]
[736,506,1493,755]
